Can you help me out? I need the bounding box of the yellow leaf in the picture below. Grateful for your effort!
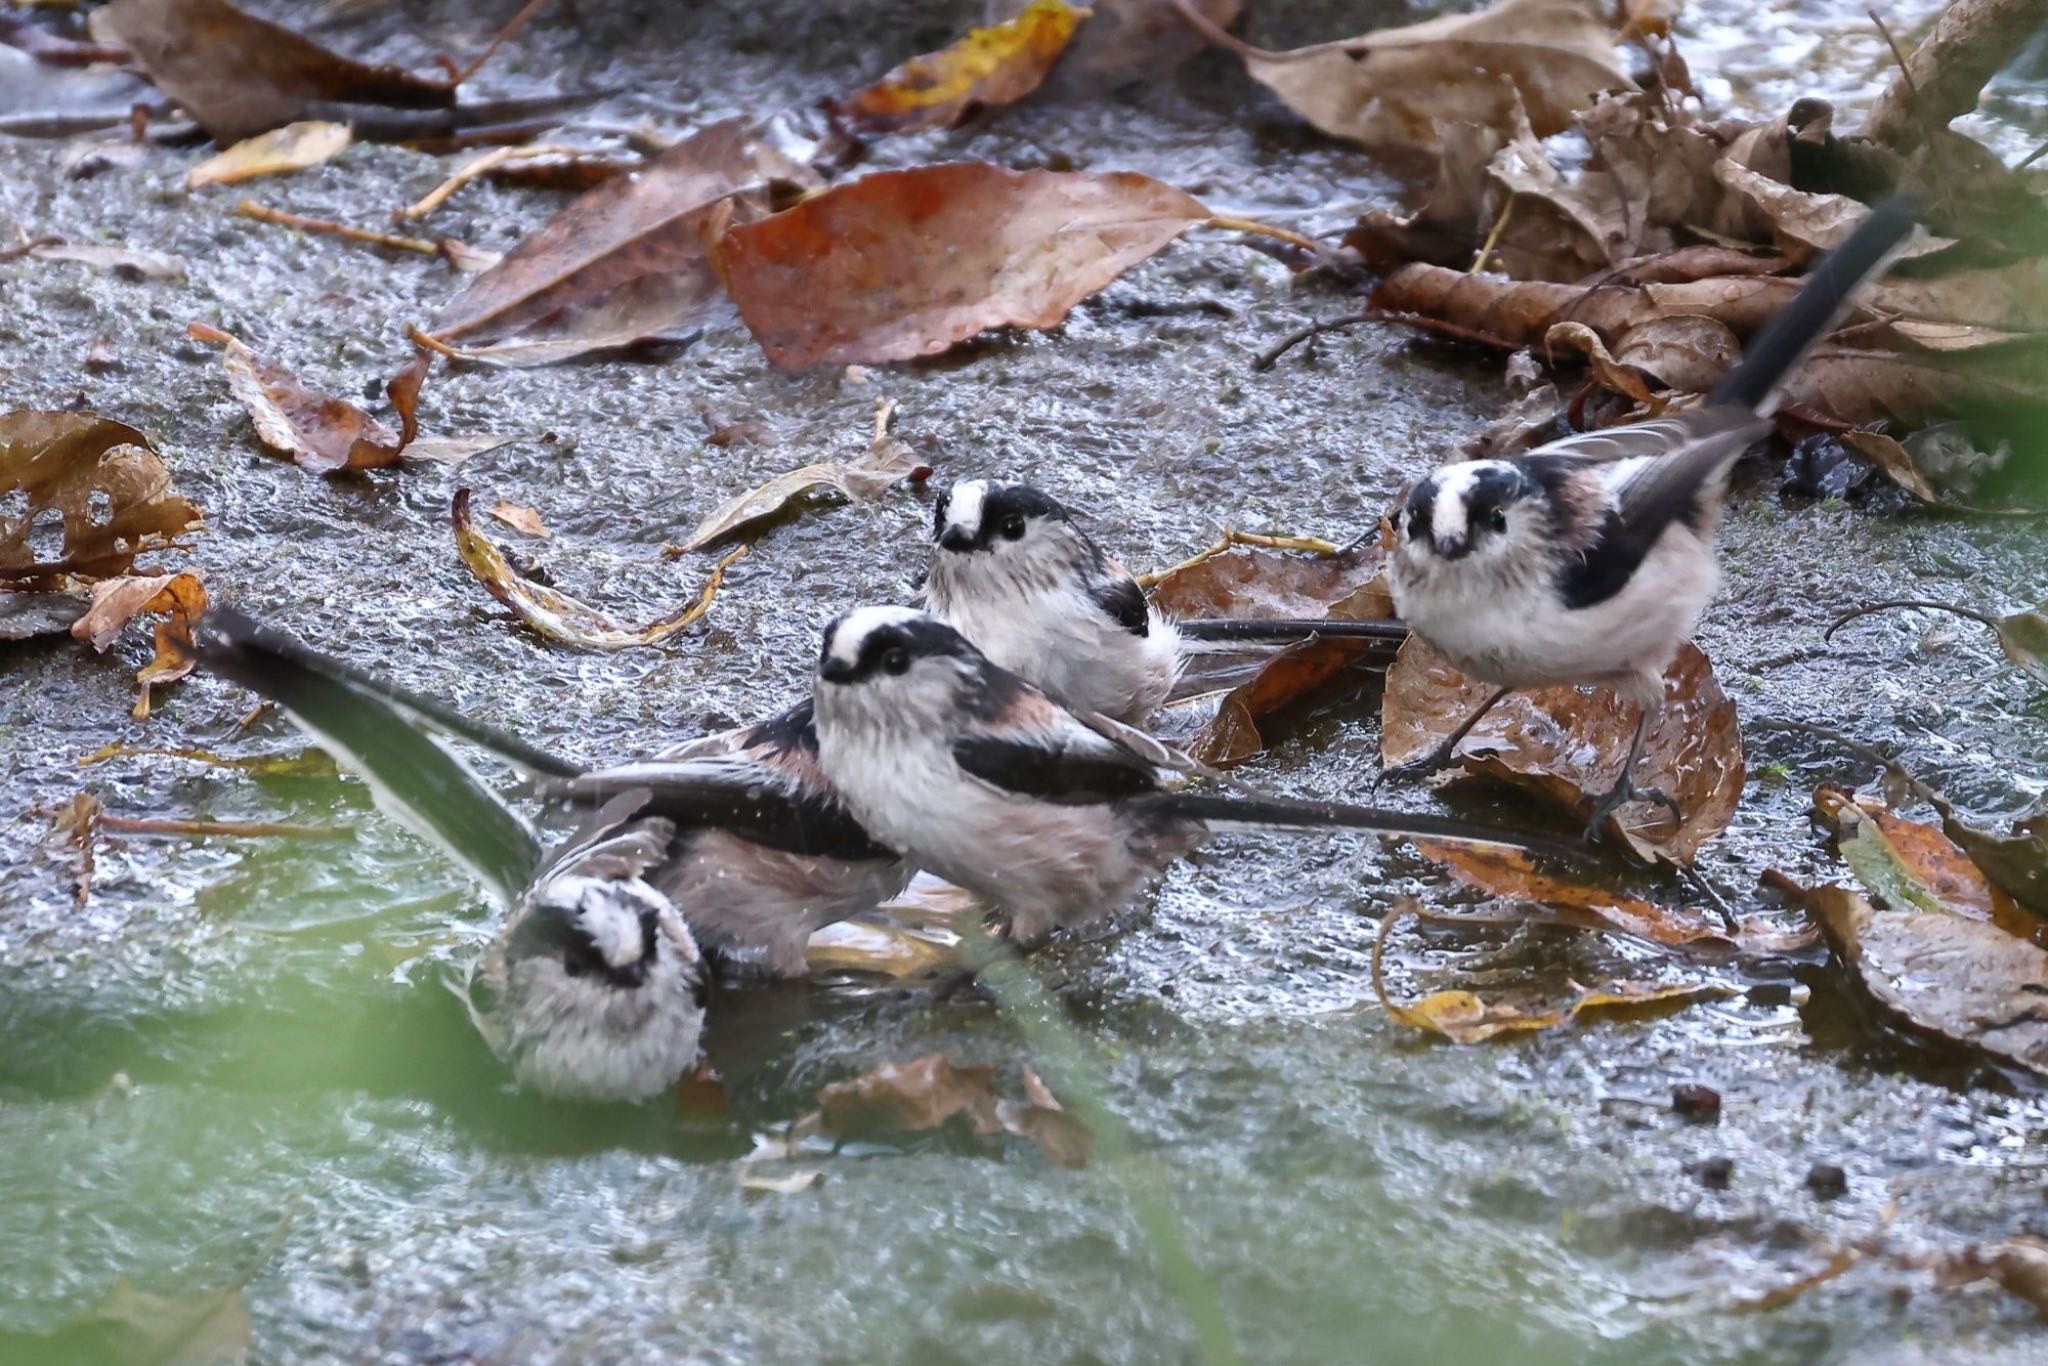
[829,0,1089,134]
[186,120,352,188]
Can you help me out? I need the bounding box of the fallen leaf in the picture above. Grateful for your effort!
[452,488,746,650]
[1815,785,2039,941]
[423,119,793,367]
[189,323,428,472]
[28,241,187,281]
[0,411,202,585]
[717,162,1214,367]
[739,1168,824,1195]
[813,1052,1091,1168]
[1544,315,1743,405]
[1415,840,1814,952]
[1370,900,1730,1043]
[681,396,921,551]
[1839,431,1940,502]
[486,501,550,539]
[80,741,340,779]
[184,119,350,187]
[90,0,452,143]
[829,0,1087,134]
[1799,881,2048,1078]
[1939,1237,2048,1320]
[1381,637,1744,863]
[805,920,960,978]
[71,570,207,718]
[1175,0,1629,154]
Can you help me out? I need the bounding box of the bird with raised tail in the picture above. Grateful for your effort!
[809,605,1579,945]
[1383,197,1921,840]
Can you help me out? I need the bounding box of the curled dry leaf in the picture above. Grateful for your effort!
[452,488,746,650]
[1415,839,1814,952]
[423,119,795,367]
[1815,785,2042,944]
[485,501,550,539]
[813,1052,1091,1168]
[70,569,207,718]
[185,119,350,188]
[1175,0,1629,154]
[1544,315,1743,406]
[189,323,429,473]
[0,411,201,584]
[829,0,1087,134]
[1797,879,2048,1078]
[1381,637,1744,863]
[27,241,187,281]
[717,162,1214,368]
[681,397,923,551]
[1370,900,1731,1043]
[90,0,451,144]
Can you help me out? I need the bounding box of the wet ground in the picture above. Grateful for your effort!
[4,1,2047,1361]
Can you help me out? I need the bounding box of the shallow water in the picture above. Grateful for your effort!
[4,1,2048,1361]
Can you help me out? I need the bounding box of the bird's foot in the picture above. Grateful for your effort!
[1581,778,1682,844]
[1372,745,1461,793]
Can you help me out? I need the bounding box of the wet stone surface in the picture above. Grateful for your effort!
[2,1,2047,1362]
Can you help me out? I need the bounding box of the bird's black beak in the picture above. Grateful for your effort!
[612,959,646,989]
[819,657,857,684]
[1433,535,1471,561]
[938,527,976,553]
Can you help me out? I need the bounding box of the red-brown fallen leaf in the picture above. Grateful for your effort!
[814,1052,1091,1168]
[1815,785,2045,945]
[71,569,207,718]
[89,0,453,143]
[1174,0,1629,154]
[1415,840,1815,952]
[717,162,1214,368]
[189,323,428,472]
[829,0,1087,135]
[1544,315,1743,405]
[424,119,791,367]
[0,412,201,585]
[1380,637,1744,864]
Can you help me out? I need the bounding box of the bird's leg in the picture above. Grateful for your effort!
[1373,686,1513,790]
[1581,707,1682,843]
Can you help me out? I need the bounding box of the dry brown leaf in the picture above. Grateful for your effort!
[1381,637,1743,863]
[189,323,428,473]
[1370,900,1730,1043]
[1939,1237,2048,1320]
[681,397,923,551]
[485,501,550,539]
[90,0,451,143]
[185,119,350,187]
[71,570,207,718]
[1177,0,1629,154]
[27,242,187,281]
[1799,881,2048,1078]
[423,119,795,367]
[717,162,1215,368]
[813,1052,1091,1168]
[1546,314,1743,403]
[452,488,745,650]
[829,0,1087,134]
[1816,785,2041,943]
[0,412,201,585]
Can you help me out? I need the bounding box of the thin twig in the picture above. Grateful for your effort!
[1470,194,1515,275]
[1254,308,1519,372]
[1136,528,1342,587]
[1202,214,1319,254]
[1869,9,1923,113]
[99,815,348,839]
[396,142,577,221]
[237,200,442,257]
[1825,598,2004,640]
[1253,312,1370,371]
[448,0,556,86]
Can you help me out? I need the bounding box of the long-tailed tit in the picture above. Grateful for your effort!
[196,612,908,982]
[1384,198,1919,839]
[197,610,705,1104]
[810,606,1577,945]
[922,479,1407,724]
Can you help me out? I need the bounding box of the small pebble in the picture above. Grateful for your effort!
[1694,1156,1734,1191]
[1672,1083,1721,1125]
[1806,1162,1848,1200]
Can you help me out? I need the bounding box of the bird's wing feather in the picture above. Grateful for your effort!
[543,754,894,862]
[1089,575,1151,637]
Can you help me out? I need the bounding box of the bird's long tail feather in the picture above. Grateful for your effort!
[1175,617,1410,650]
[1148,791,1582,862]
[196,607,549,905]
[1709,195,1920,414]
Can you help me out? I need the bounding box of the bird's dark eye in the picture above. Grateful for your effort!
[880,645,911,675]
[561,954,586,977]
[999,513,1027,540]
[1487,506,1508,532]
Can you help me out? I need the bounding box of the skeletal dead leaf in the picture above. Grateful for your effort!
[485,501,550,539]
[829,0,1087,134]
[1797,879,2048,1078]
[1415,840,1814,952]
[681,397,923,551]
[1815,785,2041,943]
[813,1052,1091,1168]
[27,241,187,281]
[0,411,201,585]
[185,120,350,187]
[72,570,207,718]
[1175,0,1630,154]
[717,163,1216,368]
[452,488,745,650]
[189,323,428,473]
[423,119,795,367]
[1370,899,1730,1043]
[90,0,451,143]
[1381,637,1744,863]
